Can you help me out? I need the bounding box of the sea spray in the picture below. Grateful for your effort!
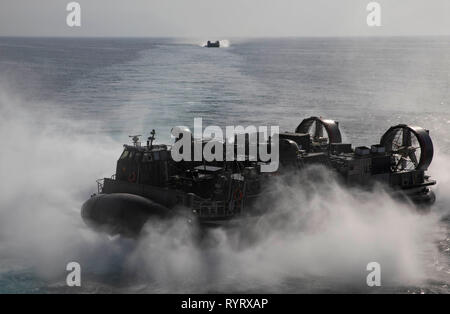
[0,86,448,293]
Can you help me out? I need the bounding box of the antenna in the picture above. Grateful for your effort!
[129,135,142,147]
[147,129,156,149]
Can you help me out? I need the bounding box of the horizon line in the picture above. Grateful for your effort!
[1,34,449,39]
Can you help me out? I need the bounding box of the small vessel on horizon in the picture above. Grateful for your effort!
[205,40,220,48]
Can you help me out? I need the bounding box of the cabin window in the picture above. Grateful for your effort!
[128,151,134,159]
[120,150,129,159]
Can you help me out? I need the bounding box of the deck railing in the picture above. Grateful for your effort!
[96,174,115,194]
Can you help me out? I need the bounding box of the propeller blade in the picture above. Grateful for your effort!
[395,157,402,170]
[401,157,407,170]
[392,130,402,149]
[392,146,420,155]
[409,151,418,167]
[391,147,405,154]
[403,128,412,147]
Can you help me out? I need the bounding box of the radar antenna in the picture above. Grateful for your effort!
[129,135,142,147]
[147,129,156,149]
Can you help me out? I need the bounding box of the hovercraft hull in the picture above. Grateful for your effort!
[81,193,173,236]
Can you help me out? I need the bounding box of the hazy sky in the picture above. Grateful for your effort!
[0,0,449,37]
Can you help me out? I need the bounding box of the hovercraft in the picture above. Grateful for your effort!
[81,118,436,236]
[204,40,220,48]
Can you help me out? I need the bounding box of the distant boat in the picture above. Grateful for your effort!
[205,40,220,48]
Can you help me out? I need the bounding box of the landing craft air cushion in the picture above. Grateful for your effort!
[81,117,436,236]
[205,40,220,48]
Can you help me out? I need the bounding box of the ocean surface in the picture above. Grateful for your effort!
[0,37,449,293]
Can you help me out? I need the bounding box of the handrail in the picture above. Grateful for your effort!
[95,174,115,194]
[96,178,104,194]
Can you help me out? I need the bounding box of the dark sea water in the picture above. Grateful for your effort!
[0,37,449,293]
